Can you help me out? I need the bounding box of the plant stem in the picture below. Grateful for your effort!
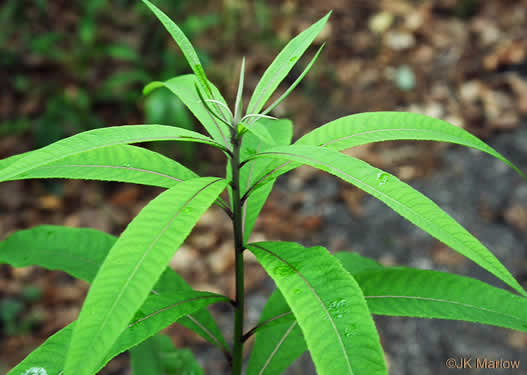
[230,133,245,375]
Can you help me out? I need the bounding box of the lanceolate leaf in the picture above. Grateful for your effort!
[247,145,527,297]
[0,125,225,183]
[357,268,527,332]
[248,252,527,375]
[64,177,227,375]
[0,225,114,282]
[297,112,527,180]
[141,0,212,97]
[144,75,231,147]
[246,12,331,115]
[247,252,383,375]
[240,119,293,241]
[248,241,387,375]
[8,291,226,375]
[261,42,326,116]
[0,225,228,353]
[1,144,197,187]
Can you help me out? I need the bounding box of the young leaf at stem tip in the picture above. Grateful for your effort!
[234,57,246,124]
[246,11,331,115]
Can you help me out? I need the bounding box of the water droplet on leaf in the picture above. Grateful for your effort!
[22,368,47,375]
[376,172,389,185]
[328,298,347,312]
[273,264,295,277]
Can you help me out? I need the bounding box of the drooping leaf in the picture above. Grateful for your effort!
[297,112,527,180]
[0,225,115,282]
[246,145,527,297]
[240,119,293,241]
[1,144,197,187]
[144,75,231,147]
[141,0,212,97]
[246,12,331,115]
[358,268,527,333]
[248,241,387,375]
[8,291,226,375]
[64,177,227,375]
[0,125,225,183]
[248,251,527,374]
[0,225,228,352]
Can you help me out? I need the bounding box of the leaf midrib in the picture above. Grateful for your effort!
[251,244,353,374]
[253,150,511,287]
[258,321,297,375]
[309,128,485,147]
[25,164,187,183]
[254,294,527,335]
[87,178,223,355]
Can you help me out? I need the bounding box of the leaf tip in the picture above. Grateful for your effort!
[143,81,164,96]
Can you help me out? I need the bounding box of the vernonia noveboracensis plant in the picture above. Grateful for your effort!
[2,1,527,374]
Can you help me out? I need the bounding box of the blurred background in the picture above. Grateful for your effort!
[1,0,527,374]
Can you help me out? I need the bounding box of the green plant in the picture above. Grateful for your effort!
[1,1,526,374]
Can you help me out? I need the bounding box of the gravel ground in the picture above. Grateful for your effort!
[273,127,527,374]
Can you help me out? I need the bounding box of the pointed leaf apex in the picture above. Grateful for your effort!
[143,81,164,96]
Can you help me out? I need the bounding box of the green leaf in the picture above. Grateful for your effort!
[240,120,275,145]
[141,0,212,97]
[130,336,164,375]
[131,334,205,375]
[357,268,527,332]
[64,177,227,375]
[2,144,197,187]
[248,251,527,374]
[248,241,387,375]
[130,335,204,375]
[247,145,527,297]
[144,75,231,148]
[0,225,114,282]
[0,225,228,352]
[0,125,225,183]
[240,119,293,242]
[262,42,326,116]
[106,291,225,369]
[154,271,229,352]
[297,112,527,181]
[246,290,304,375]
[0,153,27,170]
[247,251,383,375]
[234,57,246,124]
[246,12,331,115]
[8,291,226,375]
